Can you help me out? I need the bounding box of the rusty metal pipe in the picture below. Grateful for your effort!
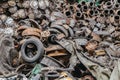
[115,3,119,9]
[89,2,94,7]
[109,10,114,14]
[76,11,82,19]
[70,5,74,10]
[89,10,94,16]
[65,11,71,17]
[77,4,81,9]
[105,1,112,9]
[100,14,105,17]
[81,1,86,5]
[117,0,120,3]
[116,10,120,16]
[95,10,99,15]
[97,5,102,10]
[82,5,88,12]
[114,15,120,22]
[104,9,109,15]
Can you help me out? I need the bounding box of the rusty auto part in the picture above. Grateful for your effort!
[22,28,41,38]
[40,56,65,67]
[51,26,69,37]
[85,40,98,53]
[65,11,72,17]
[81,75,95,80]
[1,0,120,80]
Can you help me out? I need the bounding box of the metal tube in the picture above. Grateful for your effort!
[81,1,86,5]
[114,15,120,22]
[65,10,71,17]
[76,11,82,19]
[105,1,112,9]
[115,3,119,9]
[117,0,120,3]
[116,10,120,16]
[109,10,114,14]
[77,4,81,9]
[89,2,94,7]
[104,9,109,15]
[82,5,88,12]
[89,10,95,16]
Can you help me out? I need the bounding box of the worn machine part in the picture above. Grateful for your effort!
[77,3,81,9]
[76,11,82,19]
[44,70,60,78]
[82,5,88,12]
[68,27,74,37]
[82,75,95,80]
[116,9,120,16]
[114,3,119,9]
[89,9,95,16]
[89,2,94,8]
[80,1,86,5]
[25,19,41,29]
[56,39,75,54]
[114,15,120,21]
[48,28,61,34]
[65,10,72,17]
[41,67,73,72]
[85,40,98,52]
[2,0,120,79]
[22,28,41,38]
[21,37,44,63]
[105,1,112,9]
[45,45,63,52]
[40,56,65,67]
[51,26,69,37]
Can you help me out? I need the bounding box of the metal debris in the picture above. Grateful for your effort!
[0,0,120,80]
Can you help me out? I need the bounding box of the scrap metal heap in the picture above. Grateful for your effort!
[0,0,120,80]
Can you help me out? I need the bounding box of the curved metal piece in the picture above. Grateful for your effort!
[44,71,60,77]
[22,28,41,38]
[48,28,60,34]
[51,26,69,37]
[68,27,74,37]
[25,19,41,29]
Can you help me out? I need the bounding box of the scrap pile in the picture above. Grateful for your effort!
[0,0,120,80]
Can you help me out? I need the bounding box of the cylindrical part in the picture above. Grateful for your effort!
[89,10,94,16]
[65,11,71,17]
[117,0,120,3]
[89,2,94,7]
[115,3,119,9]
[116,10,120,16]
[105,1,112,8]
[97,5,102,10]
[95,10,99,15]
[104,9,109,15]
[100,14,105,17]
[114,15,120,22]
[70,5,74,10]
[81,1,86,5]
[82,5,88,12]
[77,4,81,8]
[109,10,114,14]
[76,12,82,18]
